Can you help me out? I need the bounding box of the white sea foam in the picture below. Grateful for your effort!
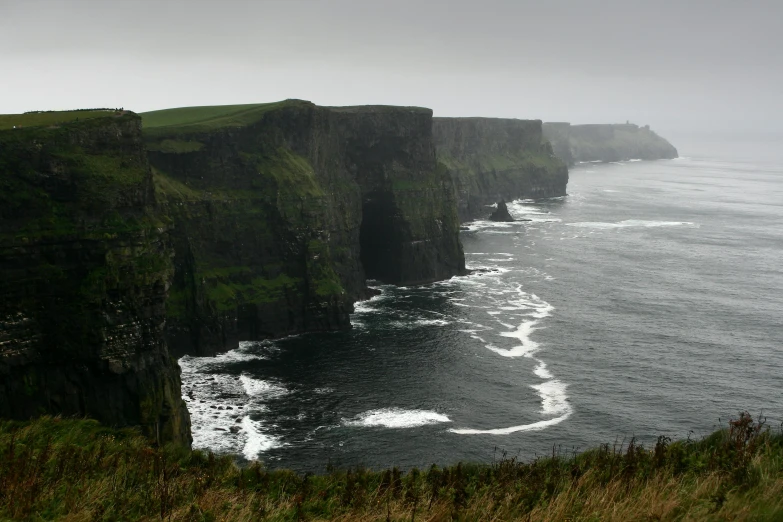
[532,380,570,415]
[242,416,280,460]
[343,408,452,428]
[180,347,285,457]
[351,288,391,320]
[464,264,511,274]
[240,375,288,398]
[415,319,450,326]
[449,256,574,436]
[449,411,571,435]
[461,220,520,233]
[464,253,514,256]
[533,360,553,379]
[567,220,696,229]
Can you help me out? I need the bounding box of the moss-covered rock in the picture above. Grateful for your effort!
[0,112,191,445]
[144,101,466,357]
[433,117,569,221]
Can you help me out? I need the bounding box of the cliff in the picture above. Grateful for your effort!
[0,111,191,444]
[0,102,467,442]
[543,122,678,165]
[432,118,569,221]
[143,101,465,357]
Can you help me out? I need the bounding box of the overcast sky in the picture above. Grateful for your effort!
[1,0,781,135]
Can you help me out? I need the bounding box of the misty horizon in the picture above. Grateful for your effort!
[1,0,782,137]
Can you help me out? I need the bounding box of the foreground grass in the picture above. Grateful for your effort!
[1,414,782,521]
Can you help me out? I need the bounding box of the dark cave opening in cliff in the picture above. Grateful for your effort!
[359,192,402,284]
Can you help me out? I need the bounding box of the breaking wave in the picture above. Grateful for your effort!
[567,220,697,229]
[343,408,452,429]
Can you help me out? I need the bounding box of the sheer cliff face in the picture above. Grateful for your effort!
[543,123,679,165]
[332,107,465,286]
[432,118,569,221]
[0,114,191,444]
[145,101,465,357]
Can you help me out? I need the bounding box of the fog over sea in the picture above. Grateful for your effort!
[179,144,783,473]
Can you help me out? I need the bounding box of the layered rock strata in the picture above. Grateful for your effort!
[433,118,569,221]
[143,101,466,357]
[0,113,191,444]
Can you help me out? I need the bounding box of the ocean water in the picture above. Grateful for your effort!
[180,152,783,472]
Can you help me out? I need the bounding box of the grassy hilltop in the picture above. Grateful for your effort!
[141,101,296,137]
[1,415,782,521]
[0,110,119,131]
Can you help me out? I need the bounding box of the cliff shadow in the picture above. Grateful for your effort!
[359,191,403,284]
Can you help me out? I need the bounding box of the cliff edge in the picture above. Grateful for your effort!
[143,101,466,357]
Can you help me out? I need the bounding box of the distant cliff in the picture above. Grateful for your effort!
[144,101,466,357]
[0,112,191,444]
[543,122,678,165]
[433,118,569,221]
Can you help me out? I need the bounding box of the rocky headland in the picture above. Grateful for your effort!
[543,122,678,165]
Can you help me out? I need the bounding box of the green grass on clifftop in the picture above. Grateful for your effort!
[2,414,782,520]
[0,110,119,130]
[141,101,303,137]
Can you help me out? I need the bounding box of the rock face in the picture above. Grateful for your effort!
[543,122,678,165]
[0,102,468,442]
[143,101,466,357]
[432,118,569,221]
[0,113,191,444]
[489,200,514,222]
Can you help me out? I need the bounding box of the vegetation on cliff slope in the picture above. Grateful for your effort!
[1,414,781,521]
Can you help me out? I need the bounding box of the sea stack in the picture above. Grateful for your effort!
[489,200,515,222]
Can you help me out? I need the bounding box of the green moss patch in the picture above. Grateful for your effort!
[203,273,302,311]
[244,147,325,199]
[307,240,345,298]
[146,139,204,154]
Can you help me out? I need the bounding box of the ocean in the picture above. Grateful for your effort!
[179,149,783,473]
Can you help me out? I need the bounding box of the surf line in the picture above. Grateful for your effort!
[450,281,573,435]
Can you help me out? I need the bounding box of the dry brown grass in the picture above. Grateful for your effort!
[1,413,782,521]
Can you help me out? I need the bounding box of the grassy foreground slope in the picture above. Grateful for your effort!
[1,415,782,521]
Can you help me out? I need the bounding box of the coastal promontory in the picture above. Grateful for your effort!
[543,122,678,165]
